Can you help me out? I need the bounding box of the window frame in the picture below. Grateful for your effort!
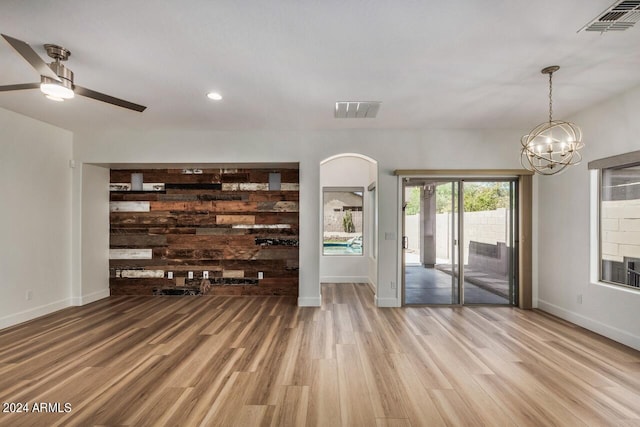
[322,186,365,257]
[589,150,640,291]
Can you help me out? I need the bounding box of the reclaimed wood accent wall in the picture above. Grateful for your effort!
[109,168,299,297]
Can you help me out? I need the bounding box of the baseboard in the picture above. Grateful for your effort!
[320,276,368,283]
[375,296,400,308]
[298,296,321,307]
[0,298,71,331]
[367,278,376,294]
[538,299,640,351]
[71,288,110,306]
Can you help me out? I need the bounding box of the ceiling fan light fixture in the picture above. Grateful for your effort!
[44,94,64,102]
[1,34,147,112]
[40,77,74,99]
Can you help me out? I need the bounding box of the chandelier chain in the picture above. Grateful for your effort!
[548,71,553,124]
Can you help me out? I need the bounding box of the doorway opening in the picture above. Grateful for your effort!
[402,178,518,305]
[319,154,378,296]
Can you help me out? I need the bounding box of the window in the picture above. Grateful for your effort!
[323,188,364,256]
[598,162,640,288]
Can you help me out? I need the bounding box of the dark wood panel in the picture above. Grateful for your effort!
[110,212,177,226]
[255,213,298,224]
[248,191,299,202]
[110,234,168,247]
[109,193,161,201]
[109,259,168,268]
[166,234,256,247]
[110,167,299,297]
[175,213,217,226]
[110,278,173,295]
[259,278,299,287]
[249,169,299,183]
[221,173,250,183]
[153,248,225,260]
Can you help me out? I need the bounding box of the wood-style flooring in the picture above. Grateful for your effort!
[1,283,639,426]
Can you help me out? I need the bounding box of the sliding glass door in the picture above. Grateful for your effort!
[403,178,517,305]
[461,181,516,304]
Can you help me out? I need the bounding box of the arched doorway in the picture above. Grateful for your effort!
[319,153,379,298]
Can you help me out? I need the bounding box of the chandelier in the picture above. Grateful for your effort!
[520,66,584,175]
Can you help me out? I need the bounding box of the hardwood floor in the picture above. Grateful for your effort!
[1,283,639,426]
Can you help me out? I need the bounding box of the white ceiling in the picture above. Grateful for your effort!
[1,0,639,133]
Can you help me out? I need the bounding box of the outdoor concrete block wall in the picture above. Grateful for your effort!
[601,199,640,262]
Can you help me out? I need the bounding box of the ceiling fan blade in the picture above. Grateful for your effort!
[0,82,40,92]
[74,85,146,112]
[1,34,61,82]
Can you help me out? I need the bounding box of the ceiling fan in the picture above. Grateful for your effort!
[0,34,146,112]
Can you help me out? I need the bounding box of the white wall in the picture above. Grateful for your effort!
[320,155,374,284]
[0,108,73,329]
[537,83,640,350]
[78,164,110,304]
[72,128,526,308]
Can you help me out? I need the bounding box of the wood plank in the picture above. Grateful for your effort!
[217,215,256,225]
[196,227,248,235]
[0,284,639,426]
[120,269,165,278]
[269,385,309,427]
[222,183,269,191]
[109,249,153,259]
[257,201,299,212]
[223,270,245,278]
[336,343,377,426]
[110,201,151,212]
[110,234,168,247]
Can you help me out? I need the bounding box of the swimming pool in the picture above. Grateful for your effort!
[323,242,363,255]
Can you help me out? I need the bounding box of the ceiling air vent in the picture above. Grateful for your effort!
[579,0,640,32]
[335,101,381,118]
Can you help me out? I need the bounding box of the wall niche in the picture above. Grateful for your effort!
[109,167,299,296]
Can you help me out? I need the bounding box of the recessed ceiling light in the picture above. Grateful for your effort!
[207,92,223,101]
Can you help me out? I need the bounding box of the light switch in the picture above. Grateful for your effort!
[258,272,264,279]
[203,271,209,279]
[188,271,194,279]
[167,272,173,279]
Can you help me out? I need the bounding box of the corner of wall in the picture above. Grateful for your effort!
[298,296,321,307]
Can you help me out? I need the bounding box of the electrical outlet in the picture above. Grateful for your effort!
[26,290,33,301]
[258,272,264,280]
[167,272,173,279]
[390,281,396,289]
[577,294,583,304]
[188,271,194,279]
[203,271,209,279]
